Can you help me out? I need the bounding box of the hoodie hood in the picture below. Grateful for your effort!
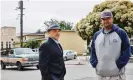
[102,24,120,46]
[102,24,119,34]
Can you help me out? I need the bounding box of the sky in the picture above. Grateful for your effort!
[0,0,133,33]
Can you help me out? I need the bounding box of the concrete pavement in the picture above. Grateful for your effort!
[0,56,133,80]
[64,56,133,80]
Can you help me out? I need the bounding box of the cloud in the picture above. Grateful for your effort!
[1,0,104,33]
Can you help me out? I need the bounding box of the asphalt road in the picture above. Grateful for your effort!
[1,57,133,80]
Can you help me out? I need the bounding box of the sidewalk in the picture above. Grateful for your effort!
[64,56,133,80]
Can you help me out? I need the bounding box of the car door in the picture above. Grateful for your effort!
[68,51,74,59]
[66,52,69,59]
[8,50,16,65]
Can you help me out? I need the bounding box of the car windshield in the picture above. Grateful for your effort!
[63,50,69,53]
[15,48,34,55]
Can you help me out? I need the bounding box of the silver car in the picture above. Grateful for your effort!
[32,48,39,54]
[63,50,77,61]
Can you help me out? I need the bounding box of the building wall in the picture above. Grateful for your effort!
[1,28,86,55]
[25,35,44,40]
[0,26,16,49]
[15,34,45,47]
[15,34,45,42]
[45,31,86,55]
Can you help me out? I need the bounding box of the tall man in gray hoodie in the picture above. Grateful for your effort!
[90,10,131,80]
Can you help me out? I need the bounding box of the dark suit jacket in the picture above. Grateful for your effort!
[39,37,66,80]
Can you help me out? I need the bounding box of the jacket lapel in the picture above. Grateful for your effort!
[48,37,63,56]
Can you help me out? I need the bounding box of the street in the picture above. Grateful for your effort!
[1,56,133,80]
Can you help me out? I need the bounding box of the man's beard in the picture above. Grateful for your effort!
[104,23,112,29]
[53,34,60,40]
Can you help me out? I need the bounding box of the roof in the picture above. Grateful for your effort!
[15,37,46,43]
[1,26,16,29]
[16,33,45,37]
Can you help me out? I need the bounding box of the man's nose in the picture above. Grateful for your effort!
[58,32,60,35]
[57,33,60,35]
[104,20,108,23]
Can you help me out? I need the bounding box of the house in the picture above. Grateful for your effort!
[16,30,87,55]
[0,26,86,55]
[45,30,87,55]
[15,33,46,47]
[0,26,16,50]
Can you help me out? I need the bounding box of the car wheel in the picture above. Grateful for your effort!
[16,62,23,71]
[1,61,6,69]
[64,57,67,61]
[36,65,39,69]
[74,55,77,59]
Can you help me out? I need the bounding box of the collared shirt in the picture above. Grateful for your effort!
[51,38,62,53]
[52,38,60,44]
[104,29,111,34]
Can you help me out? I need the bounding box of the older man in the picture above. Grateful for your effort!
[39,24,66,80]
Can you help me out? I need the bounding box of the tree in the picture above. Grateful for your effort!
[36,29,42,33]
[44,19,73,30]
[76,1,133,46]
[23,40,41,49]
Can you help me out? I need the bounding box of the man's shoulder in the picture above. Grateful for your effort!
[40,40,49,48]
[114,27,127,36]
[114,26,129,41]
[42,40,49,46]
[94,30,102,37]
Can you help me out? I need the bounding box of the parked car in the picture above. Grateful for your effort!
[63,50,77,61]
[32,48,39,54]
[82,53,87,56]
[0,48,39,70]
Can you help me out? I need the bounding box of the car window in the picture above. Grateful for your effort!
[9,54,14,57]
[63,50,68,53]
[70,51,74,54]
[66,52,69,55]
[15,48,33,55]
[68,51,72,55]
[15,49,23,55]
[10,50,14,54]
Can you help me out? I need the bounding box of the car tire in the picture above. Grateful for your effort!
[74,55,77,59]
[16,62,23,71]
[64,57,67,61]
[1,61,6,69]
[36,65,39,69]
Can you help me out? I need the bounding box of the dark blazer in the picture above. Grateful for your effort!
[39,37,66,80]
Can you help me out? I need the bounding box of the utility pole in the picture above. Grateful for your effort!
[16,0,24,47]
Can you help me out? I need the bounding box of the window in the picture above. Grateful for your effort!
[10,50,14,54]
[15,48,33,55]
[9,42,11,48]
[6,42,8,48]
[1,42,3,49]
[25,37,26,40]
[66,52,69,55]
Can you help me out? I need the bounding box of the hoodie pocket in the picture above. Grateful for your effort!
[96,60,120,77]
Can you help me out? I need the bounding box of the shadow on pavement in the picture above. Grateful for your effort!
[1,67,39,71]
[75,77,96,80]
